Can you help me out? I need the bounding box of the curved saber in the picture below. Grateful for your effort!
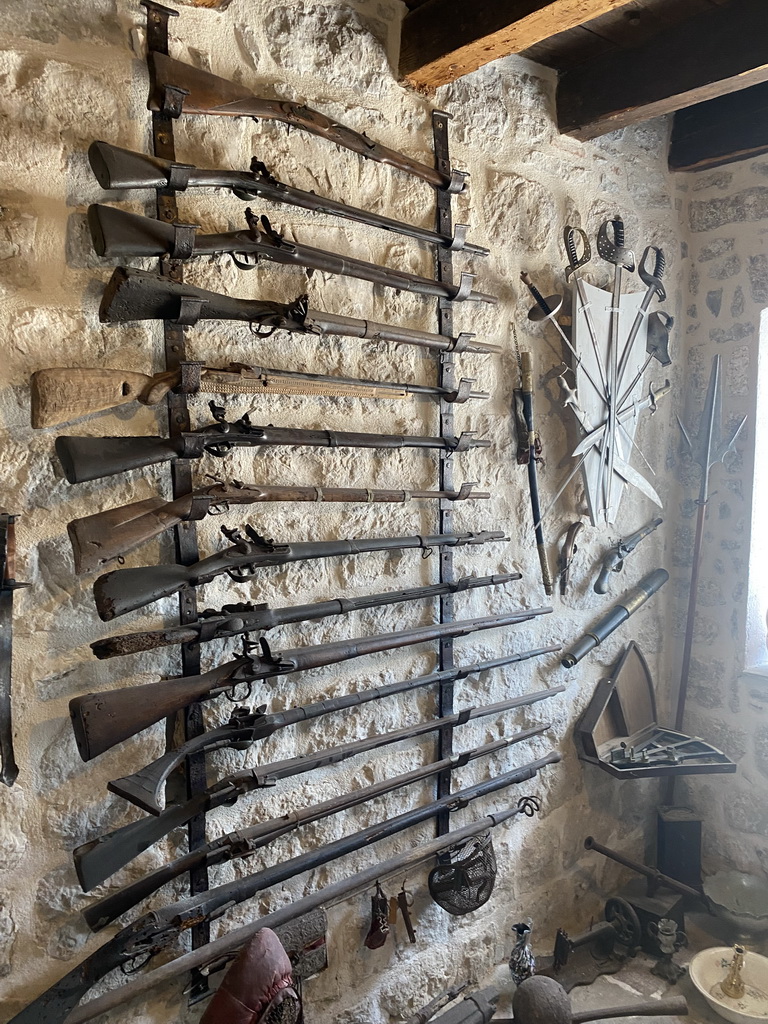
[572,381,671,458]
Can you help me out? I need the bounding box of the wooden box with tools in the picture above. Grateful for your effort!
[575,642,736,779]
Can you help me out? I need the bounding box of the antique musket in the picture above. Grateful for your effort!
[146,49,465,192]
[74,703,556,891]
[70,608,554,760]
[10,796,549,1024]
[31,359,487,430]
[81,720,557,897]
[92,526,507,620]
[68,479,488,575]
[88,206,496,304]
[88,141,486,254]
[56,402,489,483]
[96,268,499,353]
[110,672,560,815]
[84,661,561,930]
[92,571,520,659]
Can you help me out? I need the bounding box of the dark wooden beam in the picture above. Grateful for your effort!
[557,0,768,140]
[669,81,768,171]
[399,0,639,91]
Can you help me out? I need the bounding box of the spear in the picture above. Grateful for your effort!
[664,354,746,805]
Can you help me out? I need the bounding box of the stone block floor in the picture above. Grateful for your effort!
[484,909,764,1024]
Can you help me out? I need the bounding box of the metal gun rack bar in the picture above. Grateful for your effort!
[141,0,210,1000]
[433,111,457,837]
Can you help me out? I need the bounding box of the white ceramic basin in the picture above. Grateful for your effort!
[690,947,768,1024]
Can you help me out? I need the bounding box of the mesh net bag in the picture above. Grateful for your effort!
[428,831,497,915]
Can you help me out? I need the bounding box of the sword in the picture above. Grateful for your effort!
[0,515,30,787]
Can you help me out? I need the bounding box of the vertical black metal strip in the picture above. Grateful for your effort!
[432,111,455,837]
[142,1,210,998]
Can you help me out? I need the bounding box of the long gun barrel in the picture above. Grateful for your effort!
[85,713,558,930]
[97,268,500,353]
[68,479,489,575]
[92,527,507,620]
[111,675,561,815]
[88,205,497,304]
[583,836,705,901]
[70,608,553,760]
[146,50,461,191]
[74,701,556,891]
[594,516,663,594]
[56,406,488,484]
[561,569,669,668]
[91,572,521,659]
[407,983,470,1024]
[89,141,487,255]
[31,360,487,431]
[12,786,550,1024]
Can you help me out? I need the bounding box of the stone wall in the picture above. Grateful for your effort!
[672,157,768,876]
[0,2,688,1021]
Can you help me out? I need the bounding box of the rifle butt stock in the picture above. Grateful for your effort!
[88,204,180,259]
[89,140,182,190]
[69,665,235,761]
[56,435,185,483]
[68,494,201,575]
[31,368,175,428]
[93,563,197,621]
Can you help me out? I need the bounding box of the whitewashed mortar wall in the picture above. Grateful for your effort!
[0,1,692,1021]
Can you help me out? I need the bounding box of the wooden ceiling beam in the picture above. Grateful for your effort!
[399,0,639,90]
[669,81,768,172]
[557,0,768,140]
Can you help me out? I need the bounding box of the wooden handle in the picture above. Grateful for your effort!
[30,368,177,427]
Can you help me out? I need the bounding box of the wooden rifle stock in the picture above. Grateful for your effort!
[68,480,488,575]
[69,609,553,760]
[92,528,507,621]
[147,51,459,191]
[88,206,497,304]
[31,357,487,429]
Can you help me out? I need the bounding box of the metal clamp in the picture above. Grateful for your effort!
[451,272,474,302]
[173,296,205,325]
[449,332,475,353]
[170,222,198,260]
[448,224,469,251]
[165,161,193,191]
[182,495,214,522]
[446,168,469,194]
[160,83,189,119]
[177,361,204,393]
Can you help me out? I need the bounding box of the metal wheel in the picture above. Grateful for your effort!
[604,896,642,950]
